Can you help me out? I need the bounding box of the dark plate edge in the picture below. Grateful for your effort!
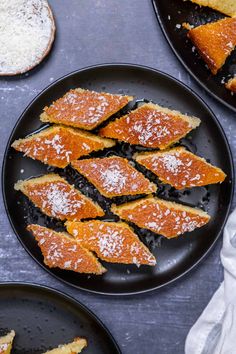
[151,0,236,113]
[1,62,235,296]
[0,281,121,354]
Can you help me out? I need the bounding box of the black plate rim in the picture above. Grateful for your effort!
[0,281,121,353]
[152,0,236,113]
[2,62,235,296]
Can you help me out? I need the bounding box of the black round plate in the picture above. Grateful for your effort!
[152,0,236,112]
[0,282,120,353]
[2,63,234,295]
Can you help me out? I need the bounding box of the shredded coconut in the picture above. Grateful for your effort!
[32,182,84,217]
[52,89,126,126]
[43,134,72,159]
[79,157,153,196]
[125,201,207,238]
[100,164,127,193]
[158,153,183,174]
[97,229,124,258]
[0,0,55,74]
[76,222,156,266]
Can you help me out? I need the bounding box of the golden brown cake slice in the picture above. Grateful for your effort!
[40,88,133,130]
[14,174,104,221]
[225,77,236,93]
[188,18,236,75]
[0,330,15,354]
[112,196,210,239]
[135,147,226,190]
[66,220,156,266]
[27,224,106,275]
[184,0,236,17]
[43,337,87,354]
[71,156,157,198]
[99,103,200,149]
[11,125,115,168]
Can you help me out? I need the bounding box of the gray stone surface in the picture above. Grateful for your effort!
[0,1,235,353]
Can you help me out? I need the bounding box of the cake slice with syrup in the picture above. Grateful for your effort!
[135,147,226,189]
[14,174,104,221]
[40,88,133,130]
[12,125,115,168]
[112,196,210,239]
[66,220,156,267]
[188,17,236,74]
[71,156,157,198]
[27,224,106,275]
[99,103,200,149]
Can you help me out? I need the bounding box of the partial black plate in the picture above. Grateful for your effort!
[2,63,234,295]
[152,0,236,112]
[0,282,120,353]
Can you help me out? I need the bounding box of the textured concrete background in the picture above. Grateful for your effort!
[0,1,236,353]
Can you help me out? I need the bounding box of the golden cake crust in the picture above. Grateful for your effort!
[99,103,200,149]
[184,0,236,17]
[12,125,115,168]
[71,156,157,198]
[135,147,226,189]
[0,331,15,354]
[40,88,133,130]
[14,174,104,221]
[44,337,88,354]
[43,337,87,354]
[112,196,210,238]
[188,18,236,75]
[225,77,236,93]
[66,220,156,266]
[27,224,106,274]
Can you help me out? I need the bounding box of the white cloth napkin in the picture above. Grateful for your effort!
[185,209,236,354]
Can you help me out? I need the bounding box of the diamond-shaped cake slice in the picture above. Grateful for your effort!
[185,0,236,17]
[112,197,210,239]
[14,174,104,221]
[135,147,226,190]
[40,88,133,130]
[0,331,15,354]
[99,103,200,149]
[43,337,87,354]
[11,125,115,168]
[27,224,106,275]
[188,17,236,74]
[71,156,157,198]
[66,220,156,266]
